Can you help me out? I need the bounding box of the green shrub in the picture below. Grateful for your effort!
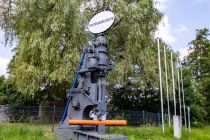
[192,122,205,128]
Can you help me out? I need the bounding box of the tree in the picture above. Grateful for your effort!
[185,28,210,122]
[0,76,34,105]
[181,66,207,124]
[1,0,87,102]
[0,0,163,101]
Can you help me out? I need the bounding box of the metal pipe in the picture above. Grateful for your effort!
[98,77,102,102]
[171,52,176,115]
[177,57,182,123]
[164,45,171,127]
[181,67,187,127]
[69,120,127,126]
[158,39,164,133]
[187,107,191,132]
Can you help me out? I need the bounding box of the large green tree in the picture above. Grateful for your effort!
[0,0,161,95]
[1,0,86,98]
[0,76,35,105]
[181,66,207,124]
[1,0,181,113]
[185,28,210,122]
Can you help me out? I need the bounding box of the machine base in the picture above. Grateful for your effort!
[55,127,127,140]
[56,127,75,140]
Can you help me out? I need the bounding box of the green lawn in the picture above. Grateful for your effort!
[0,123,210,140]
[108,126,210,140]
[0,123,57,140]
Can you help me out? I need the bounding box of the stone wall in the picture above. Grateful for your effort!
[0,105,10,123]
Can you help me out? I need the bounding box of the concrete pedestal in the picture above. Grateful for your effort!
[173,115,182,139]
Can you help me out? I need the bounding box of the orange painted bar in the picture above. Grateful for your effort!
[69,120,127,126]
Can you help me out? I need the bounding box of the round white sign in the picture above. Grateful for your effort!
[88,11,115,34]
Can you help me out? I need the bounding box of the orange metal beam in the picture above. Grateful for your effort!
[69,120,127,126]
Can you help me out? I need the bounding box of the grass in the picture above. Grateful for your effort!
[0,123,58,140]
[0,123,210,140]
[108,126,210,140]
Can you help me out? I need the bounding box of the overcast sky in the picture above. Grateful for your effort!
[0,0,210,76]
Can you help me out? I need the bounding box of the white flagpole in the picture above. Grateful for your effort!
[158,39,164,133]
[164,45,171,127]
[181,67,187,127]
[177,57,182,123]
[188,106,191,132]
[171,52,176,115]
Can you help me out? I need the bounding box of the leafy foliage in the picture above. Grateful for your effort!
[184,28,210,123]
[0,76,30,105]
[0,1,163,96]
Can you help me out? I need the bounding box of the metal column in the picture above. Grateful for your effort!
[164,45,171,127]
[177,57,182,122]
[171,52,176,115]
[181,67,187,127]
[157,39,164,133]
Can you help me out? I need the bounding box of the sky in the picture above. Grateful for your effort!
[0,0,210,76]
[156,0,210,57]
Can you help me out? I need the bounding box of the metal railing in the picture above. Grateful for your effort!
[0,105,162,126]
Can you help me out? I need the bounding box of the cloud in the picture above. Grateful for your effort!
[154,0,168,12]
[173,24,188,33]
[154,0,177,44]
[156,15,177,44]
[178,48,189,60]
[0,57,10,76]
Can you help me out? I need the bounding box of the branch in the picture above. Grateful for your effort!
[106,17,124,34]
[34,0,55,13]
[113,17,124,29]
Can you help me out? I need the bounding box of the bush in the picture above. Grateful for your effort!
[192,122,205,128]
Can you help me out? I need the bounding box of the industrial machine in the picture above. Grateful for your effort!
[56,11,127,140]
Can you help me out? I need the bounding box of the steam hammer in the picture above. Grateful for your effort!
[56,34,127,140]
